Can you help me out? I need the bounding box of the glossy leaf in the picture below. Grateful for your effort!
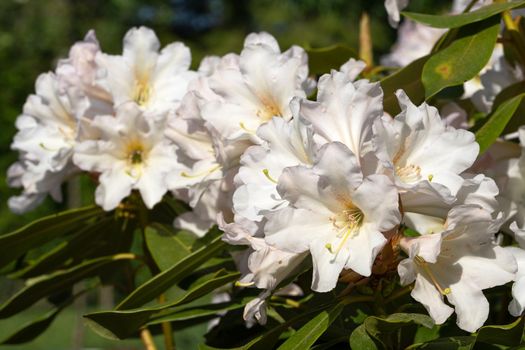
[0,206,103,269]
[422,17,500,98]
[84,270,239,339]
[9,217,116,279]
[144,224,196,271]
[306,44,358,75]
[0,289,86,344]
[380,55,429,116]
[476,316,525,346]
[277,303,344,350]
[407,336,476,350]
[349,324,377,350]
[148,298,252,325]
[476,93,525,154]
[0,254,134,318]
[116,234,226,310]
[402,1,525,28]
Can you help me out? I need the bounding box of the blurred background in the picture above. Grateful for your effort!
[0,0,448,348]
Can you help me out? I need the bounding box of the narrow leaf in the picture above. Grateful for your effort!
[116,235,226,310]
[0,254,134,318]
[403,1,525,28]
[84,270,239,339]
[0,206,103,269]
[422,17,500,98]
[277,303,344,350]
[144,224,195,271]
[476,93,525,154]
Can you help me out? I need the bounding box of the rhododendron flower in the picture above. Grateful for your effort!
[56,30,113,121]
[385,0,409,27]
[233,116,319,221]
[96,26,197,115]
[73,103,179,210]
[265,142,400,292]
[294,69,383,163]
[8,73,81,213]
[398,205,516,332]
[506,246,525,317]
[199,32,311,148]
[374,90,479,196]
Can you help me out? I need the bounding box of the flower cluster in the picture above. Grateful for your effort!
[8,23,525,334]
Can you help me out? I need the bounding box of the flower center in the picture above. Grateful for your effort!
[414,256,451,295]
[256,95,282,121]
[133,79,152,106]
[130,149,143,164]
[395,164,422,183]
[326,205,364,257]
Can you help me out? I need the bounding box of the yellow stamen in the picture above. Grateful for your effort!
[415,256,451,295]
[235,281,255,287]
[239,122,256,134]
[133,80,152,106]
[262,169,277,183]
[181,164,221,179]
[428,174,434,182]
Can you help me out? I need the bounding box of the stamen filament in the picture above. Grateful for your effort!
[181,164,221,179]
[235,281,255,287]
[415,256,451,295]
[262,169,277,183]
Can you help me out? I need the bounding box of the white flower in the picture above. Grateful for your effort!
[165,57,248,235]
[8,72,81,213]
[374,90,479,196]
[398,205,516,332]
[264,142,400,292]
[96,26,197,115]
[401,173,500,235]
[55,30,113,122]
[381,20,445,67]
[294,70,383,163]
[471,49,523,113]
[385,0,410,27]
[233,116,319,221]
[506,246,525,317]
[73,103,179,210]
[200,32,311,149]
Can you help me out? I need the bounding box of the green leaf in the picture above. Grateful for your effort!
[0,206,103,269]
[422,17,500,98]
[349,324,377,350]
[144,224,196,271]
[360,313,434,349]
[116,234,226,310]
[476,93,525,154]
[402,1,525,28]
[476,316,525,346]
[0,289,85,344]
[277,302,344,350]
[0,253,134,318]
[380,55,429,116]
[407,336,476,350]
[84,270,239,339]
[9,217,115,279]
[306,44,358,75]
[148,298,252,325]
